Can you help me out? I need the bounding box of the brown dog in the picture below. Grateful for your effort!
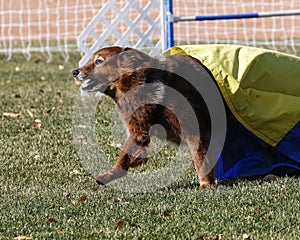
[73,46,216,189]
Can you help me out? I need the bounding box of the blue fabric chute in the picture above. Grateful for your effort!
[163,44,300,179]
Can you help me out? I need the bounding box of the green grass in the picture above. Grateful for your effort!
[0,53,300,240]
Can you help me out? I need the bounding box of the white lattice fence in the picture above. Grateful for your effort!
[78,0,164,66]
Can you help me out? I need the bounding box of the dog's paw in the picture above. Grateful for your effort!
[199,182,216,190]
[199,179,217,190]
[96,173,111,185]
[96,168,127,185]
[262,174,279,182]
[198,175,217,190]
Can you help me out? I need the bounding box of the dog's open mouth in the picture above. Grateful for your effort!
[81,79,99,92]
[80,79,109,94]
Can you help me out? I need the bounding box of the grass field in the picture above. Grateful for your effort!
[0,52,300,240]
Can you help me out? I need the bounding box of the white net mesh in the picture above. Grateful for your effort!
[171,0,300,55]
[1,0,300,62]
[0,0,103,61]
[0,0,162,62]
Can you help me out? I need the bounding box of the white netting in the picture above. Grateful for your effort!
[171,0,300,55]
[1,0,300,62]
[0,0,163,62]
[0,0,104,61]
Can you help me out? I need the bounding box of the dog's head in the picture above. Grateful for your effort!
[72,46,129,81]
[73,46,161,101]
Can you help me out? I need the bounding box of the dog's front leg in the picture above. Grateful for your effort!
[96,134,150,185]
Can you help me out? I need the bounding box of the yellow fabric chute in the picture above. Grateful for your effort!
[163,44,300,147]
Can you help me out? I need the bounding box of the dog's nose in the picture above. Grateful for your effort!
[72,69,80,77]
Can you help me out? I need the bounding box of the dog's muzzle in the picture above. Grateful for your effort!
[72,69,87,81]
[72,69,80,80]
[72,69,79,77]
[72,69,107,93]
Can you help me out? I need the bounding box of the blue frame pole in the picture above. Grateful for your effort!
[173,10,300,22]
[164,2,300,49]
[166,0,174,48]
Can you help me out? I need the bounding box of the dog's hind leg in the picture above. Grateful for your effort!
[186,136,217,189]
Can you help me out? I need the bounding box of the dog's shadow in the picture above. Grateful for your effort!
[162,174,292,192]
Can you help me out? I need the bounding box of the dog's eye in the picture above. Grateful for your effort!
[95,59,104,65]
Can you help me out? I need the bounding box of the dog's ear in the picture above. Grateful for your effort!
[117,49,141,69]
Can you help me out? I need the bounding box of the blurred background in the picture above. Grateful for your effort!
[1,0,300,62]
